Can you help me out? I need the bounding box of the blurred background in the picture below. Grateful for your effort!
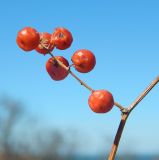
[0,0,159,159]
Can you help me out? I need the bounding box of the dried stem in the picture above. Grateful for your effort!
[69,70,94,92]
[114,102,125,111]
[41,45,159,160]
[108,76,159,160]
[47,51,123,110]
[48,52,94,92]
[46,47,159,160]
[108,113,129,160]
[128,76,159,112]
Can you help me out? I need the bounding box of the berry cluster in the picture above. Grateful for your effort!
[16,26,114,113]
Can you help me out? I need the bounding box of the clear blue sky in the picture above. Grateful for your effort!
[0,0,159,155]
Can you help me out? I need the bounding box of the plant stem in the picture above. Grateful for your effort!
[108,76,159,160]
[114,102,125,111]
[45,46,159,160]
[69,70,94,92]
[48,51,124,110]
[48,52,94,92]
[108,113,129,160]
[128,76,159,112]
[48,49,159,160]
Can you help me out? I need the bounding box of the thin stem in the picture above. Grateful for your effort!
[69,70,94,92]
[48,52,123,107]
[128,76,159,112]
[69,63,75,68]
[114,102,125,111]
[48,52,94,92]
[36,43,122,109]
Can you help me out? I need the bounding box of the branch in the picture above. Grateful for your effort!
[128,76,159,112]
[108,113,129,160]
[48,52,123,110]
[114,102,125,111]
[48,52,94,92]
[108,76,159,160]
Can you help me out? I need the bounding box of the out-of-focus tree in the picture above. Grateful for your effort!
[0,96,22,160]
[0,96,77,160]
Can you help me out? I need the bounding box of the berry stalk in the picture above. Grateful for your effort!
[48,52,94,92]
[47,51,125,111]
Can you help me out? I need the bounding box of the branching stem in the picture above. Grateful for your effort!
[108,76,159,160]
[43,46,159,160]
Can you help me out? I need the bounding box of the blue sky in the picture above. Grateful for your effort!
[0,0,159,155]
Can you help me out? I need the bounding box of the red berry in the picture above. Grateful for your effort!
[51,27,73,50]
[71,49,96,73]
[16,27,40,51]
[35,32,54,55]
[46,56,69,81]
[88,90,114,113]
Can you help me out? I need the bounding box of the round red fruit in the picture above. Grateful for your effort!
[51,27,73,50]
[46,56,69,81]
[16,27,40,51]
[88,90,114,113]
[71,49,96,73]
[35,32,54,55]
